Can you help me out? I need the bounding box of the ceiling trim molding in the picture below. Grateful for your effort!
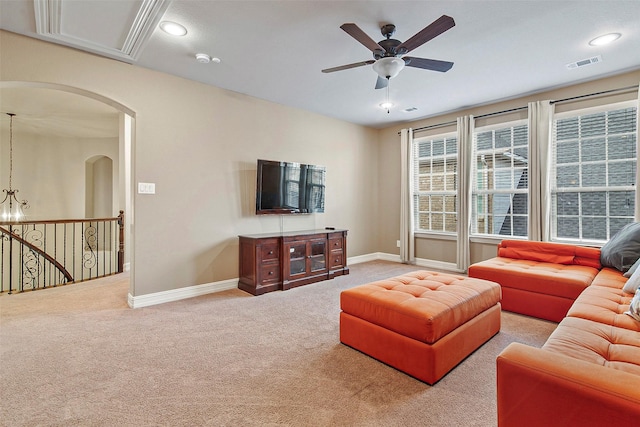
[34,0,61,34]
[122,0,169,59]
[33,0,169,63]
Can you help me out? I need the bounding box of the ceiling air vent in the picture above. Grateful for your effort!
[403,107,418,113]
[566,55,602,70]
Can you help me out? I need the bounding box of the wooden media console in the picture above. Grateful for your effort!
[238,229,349,295]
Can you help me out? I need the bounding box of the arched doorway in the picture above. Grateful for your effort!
[0,81,135,297]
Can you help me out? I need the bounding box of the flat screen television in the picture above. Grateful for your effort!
[256,159,325,215]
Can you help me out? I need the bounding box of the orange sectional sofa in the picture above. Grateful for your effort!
[468,239,602,322]
[468,239,640,426]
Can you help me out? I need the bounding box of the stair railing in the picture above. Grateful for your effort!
[0,210,124,293]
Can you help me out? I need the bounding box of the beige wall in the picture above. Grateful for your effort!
[0,127,119,220]
[0,31,380,297]
[378,69,640,264]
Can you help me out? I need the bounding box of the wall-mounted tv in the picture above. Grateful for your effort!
[256,159,325,215]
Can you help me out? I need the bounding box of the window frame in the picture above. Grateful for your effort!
[471,119,530,238]
[550,100,637,244]
[412,132,458,235]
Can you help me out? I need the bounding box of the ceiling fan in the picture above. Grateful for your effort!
[322,15,455,89]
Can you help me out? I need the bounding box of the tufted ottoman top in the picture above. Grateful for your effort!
[340,270,501,344]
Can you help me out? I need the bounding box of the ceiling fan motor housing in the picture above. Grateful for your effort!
[375,38,407,59]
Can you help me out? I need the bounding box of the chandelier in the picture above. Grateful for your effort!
[1,113,29,221]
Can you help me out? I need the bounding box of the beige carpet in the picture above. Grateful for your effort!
[0,261,557,426]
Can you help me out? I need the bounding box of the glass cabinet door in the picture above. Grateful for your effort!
[288,243,306,275]
[309,240,327,272]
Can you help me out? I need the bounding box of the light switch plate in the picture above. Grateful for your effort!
[138,182,156,194]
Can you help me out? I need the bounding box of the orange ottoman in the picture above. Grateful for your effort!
[340,270,501,384]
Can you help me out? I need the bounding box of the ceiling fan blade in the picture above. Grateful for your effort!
[397,15,455,53]
[375,76,388,90]
[404,57,454,72]
[321,60,374,73]
[340,23,384,52]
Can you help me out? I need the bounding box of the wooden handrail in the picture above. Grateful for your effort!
[0,225,74,283]
[0,215,121,226]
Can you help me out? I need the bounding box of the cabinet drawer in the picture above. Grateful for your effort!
[330,252,344,269]
[260,264,280,283]
[260,242,280,261]
[329,237,343,250]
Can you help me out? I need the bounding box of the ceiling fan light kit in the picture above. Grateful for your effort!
[372,57,405,79]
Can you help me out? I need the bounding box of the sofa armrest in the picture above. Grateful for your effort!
[497,342,640,427]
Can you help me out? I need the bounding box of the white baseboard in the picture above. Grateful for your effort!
[127,252,460,308]
[347,252,401,264]
[128,278,238,308]
[348,253,460,273]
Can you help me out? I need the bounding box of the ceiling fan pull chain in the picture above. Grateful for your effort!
[386,81,391,114]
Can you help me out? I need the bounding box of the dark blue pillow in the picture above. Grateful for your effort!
[600,222,640,273]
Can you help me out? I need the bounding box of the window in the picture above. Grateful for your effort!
[472,122,529,237]
[551,102,637,243]
[413,134,458,233]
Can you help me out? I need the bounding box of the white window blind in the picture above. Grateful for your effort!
[551,102,637,243]
[472,121,529,237]
[413,134,458,233]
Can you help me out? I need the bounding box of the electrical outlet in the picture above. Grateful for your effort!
[396,240,401,248]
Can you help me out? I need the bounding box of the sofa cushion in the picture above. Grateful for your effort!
[468,257,598,300]
[600,222,640,273]
[542,316,640,376]
[567,269,639,332]
[497,239,601,268]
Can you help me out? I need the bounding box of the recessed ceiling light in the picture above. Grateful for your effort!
[379,102,394,109]
[160,21,187,36]
[588,33,621,46]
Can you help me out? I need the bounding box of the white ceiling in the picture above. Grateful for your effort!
[1,0,640,131]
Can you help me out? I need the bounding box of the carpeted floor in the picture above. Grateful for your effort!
[0,261,557,426]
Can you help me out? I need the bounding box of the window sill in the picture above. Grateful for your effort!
[415,232,457,241]
[469,235,527,245]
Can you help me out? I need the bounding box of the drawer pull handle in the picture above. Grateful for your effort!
[268,251,273,255]
[268,271,274,275]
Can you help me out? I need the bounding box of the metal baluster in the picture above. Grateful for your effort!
[43,223,47,288]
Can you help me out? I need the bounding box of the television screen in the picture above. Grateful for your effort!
[256,159,325,214]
